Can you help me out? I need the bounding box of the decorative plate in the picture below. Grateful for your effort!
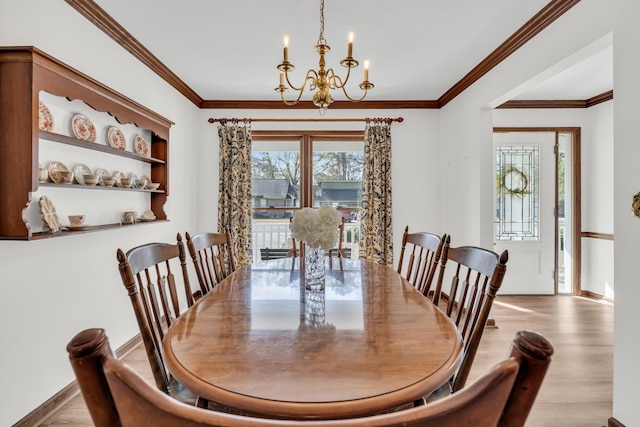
[39,196,61,233]
[66,225,92,231]
[633,192,640,219]
[94,168,110,185]
[134,135,150,156]
[112,170,126,187]
[39,101,54,131]
[127,172,139,181]
[141,209,156,220]
[71,113,97,142]
[73,163,92,185]
[48,161,71,184]
[108,126,127,150]
[141,174,151,183]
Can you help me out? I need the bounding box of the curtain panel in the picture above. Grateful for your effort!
[218,124,253,266]
[360,123,393,266]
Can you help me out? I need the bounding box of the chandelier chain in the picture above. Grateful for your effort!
[318,0,326,45]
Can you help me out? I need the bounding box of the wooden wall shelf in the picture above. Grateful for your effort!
[38,182,165,193]
[27,220,169,241]
[39,130,166,164]
[0,46,173,240]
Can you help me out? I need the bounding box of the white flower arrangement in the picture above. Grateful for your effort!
[290,206,342,250]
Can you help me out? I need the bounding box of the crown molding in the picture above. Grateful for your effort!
[438,0,582,108]
[67,0,583,110]
[64,0,203,106]
[586,90,614,107]
[497,90,613,109]
[199,100,438,109]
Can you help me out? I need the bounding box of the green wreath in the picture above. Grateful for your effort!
[500,166,529,196]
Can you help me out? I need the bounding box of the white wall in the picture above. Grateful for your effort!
[0,2,203,425]
[441,0,635,424]
[583,102,615,298]
[611,0,640,423]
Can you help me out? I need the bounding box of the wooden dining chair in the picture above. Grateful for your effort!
[116,233,198,406]
[185,231,236,299]
[68,328,552,427]
[396,226,447,297]
[430,236,509,394]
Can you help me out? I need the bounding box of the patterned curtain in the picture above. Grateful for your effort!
[360,122,393,266]
[218,124,252,266]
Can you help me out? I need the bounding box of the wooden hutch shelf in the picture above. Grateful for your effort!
[0,46,173,240]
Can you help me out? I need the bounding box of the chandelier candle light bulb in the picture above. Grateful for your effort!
[348,32,354,57]
[283,35,289,62]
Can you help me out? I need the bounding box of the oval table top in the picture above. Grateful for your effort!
[163,257,462,420]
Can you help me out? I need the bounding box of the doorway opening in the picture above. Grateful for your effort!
[493,127,581,295]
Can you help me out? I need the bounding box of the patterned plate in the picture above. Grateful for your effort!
[112,170,126,187]
[133,134,150,156]
[39,196,61,233]
[94,168,111,186]
[108,126,126,150]
[48,161,71,184]
[71,114,97,142]
[39,101,54,131]
[73,163,92,185]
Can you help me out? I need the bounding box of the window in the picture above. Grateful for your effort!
[251,130,364,261]
[495,145,540,241]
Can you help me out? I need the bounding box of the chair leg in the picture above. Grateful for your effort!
[195,397,209,408]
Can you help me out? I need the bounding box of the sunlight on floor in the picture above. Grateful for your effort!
[575,295,614,306]
[493,300,534,313]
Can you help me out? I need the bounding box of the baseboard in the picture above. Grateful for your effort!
[581,290,614,303]
[608,416,625,427]
[11,333,141,427]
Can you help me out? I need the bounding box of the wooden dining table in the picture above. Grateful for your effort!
[162,257,463,420]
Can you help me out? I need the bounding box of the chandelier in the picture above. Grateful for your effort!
[275,0,374,111]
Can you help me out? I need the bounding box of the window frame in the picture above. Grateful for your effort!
[251,130,365,213]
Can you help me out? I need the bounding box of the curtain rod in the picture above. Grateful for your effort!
[207,117,403,125]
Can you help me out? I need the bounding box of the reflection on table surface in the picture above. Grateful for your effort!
[164,257,463,420]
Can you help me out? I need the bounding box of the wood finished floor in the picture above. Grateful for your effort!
[37,295,613,427]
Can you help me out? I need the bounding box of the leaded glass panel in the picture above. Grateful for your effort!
[495,145,540,241]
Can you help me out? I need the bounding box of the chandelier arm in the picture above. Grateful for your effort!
[285,69,318,92]
[279,87,307,106]
[327,67,351,89]
[339,85,369,102]
[280,70,321,106]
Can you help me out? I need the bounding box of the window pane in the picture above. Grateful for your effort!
[251,140,300,213]
[495,145,540,241]
[251,141,300,261]
[312,140,363,223]
[312,140,363,260]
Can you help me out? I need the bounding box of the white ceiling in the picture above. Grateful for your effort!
[90,0,612,104]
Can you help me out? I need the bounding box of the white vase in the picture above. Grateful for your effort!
[304,246,325,290]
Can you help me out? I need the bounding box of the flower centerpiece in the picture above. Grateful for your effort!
[290,206,342,289]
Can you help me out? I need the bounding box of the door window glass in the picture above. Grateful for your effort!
[495,145,540,241]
